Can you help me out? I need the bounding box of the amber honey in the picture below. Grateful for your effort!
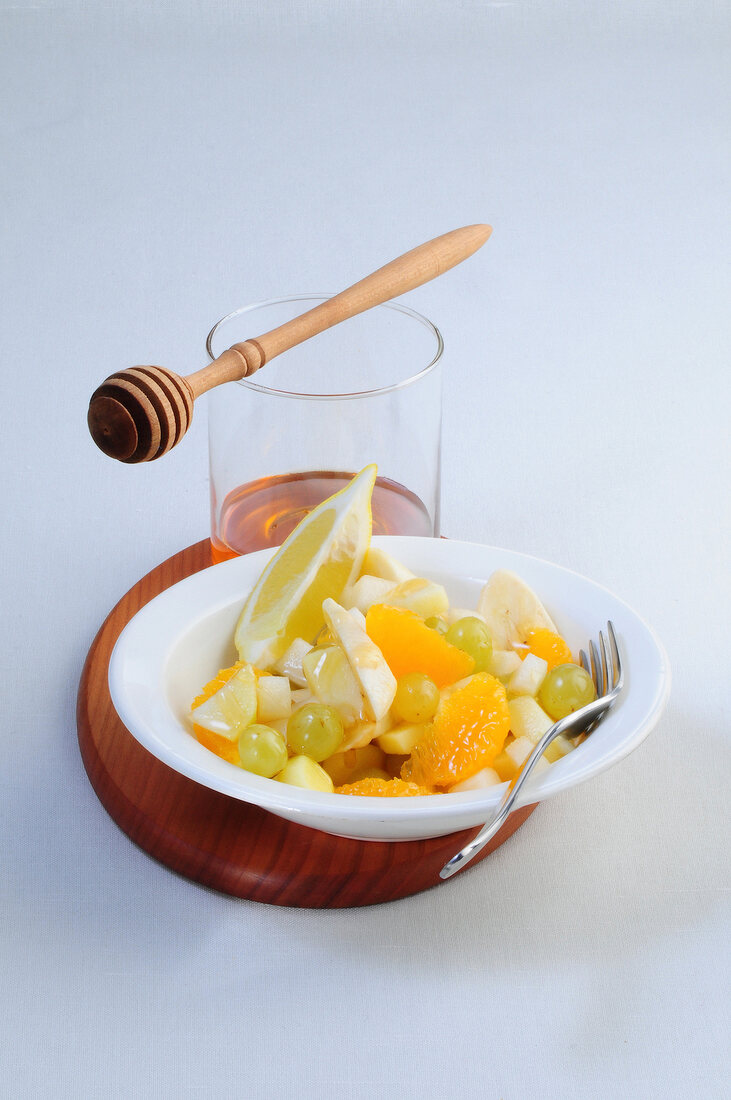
[211,470,432,563]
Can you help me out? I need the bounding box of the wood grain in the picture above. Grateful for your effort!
[76,539,537,907]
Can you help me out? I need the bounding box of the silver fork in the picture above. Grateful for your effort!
[440,621,624,880]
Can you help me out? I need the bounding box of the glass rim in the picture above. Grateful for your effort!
[205,294,444,401]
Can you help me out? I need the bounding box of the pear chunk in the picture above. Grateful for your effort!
[322,598,397,721]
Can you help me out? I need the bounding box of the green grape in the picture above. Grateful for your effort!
[286,703,344,761]
[538,663,596,720]
[392,672,440,724]
[445,617,493,672]
[425,616,448,636]
[238,724,288,778]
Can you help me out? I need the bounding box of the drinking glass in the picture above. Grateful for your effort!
[206,295,443,563]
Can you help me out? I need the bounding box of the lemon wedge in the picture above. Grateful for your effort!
[234,465,377,668]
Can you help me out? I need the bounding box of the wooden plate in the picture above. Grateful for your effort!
[76,540,537,907]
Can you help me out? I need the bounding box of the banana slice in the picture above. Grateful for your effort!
[477,570,558,650]
[322,598,396,721]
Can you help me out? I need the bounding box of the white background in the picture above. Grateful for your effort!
[2,2,729,1097]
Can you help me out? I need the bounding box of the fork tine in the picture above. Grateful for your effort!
[607,620,622,691]
[589,639,603,695]
[600,630,612,696]
[579,649,590,674]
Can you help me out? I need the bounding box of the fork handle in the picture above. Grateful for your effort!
[439,724,564,879]
[439,697,611,880]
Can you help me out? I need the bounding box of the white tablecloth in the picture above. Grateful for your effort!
[2,2,729,1096]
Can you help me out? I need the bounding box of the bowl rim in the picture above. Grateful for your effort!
[108,536,671,823]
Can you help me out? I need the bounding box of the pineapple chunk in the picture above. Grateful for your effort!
[273,637,313,687]
[255,675,292,722]
[376,723,425,755]
[507,654,548,698]
[508,696,553,743]
[342,575,396,614]
[275,755,333,792]
[321,744,386,786]
[488,649,522,678]
[385,577,449,619]
[362,547,415,583]
[449,767,502,793]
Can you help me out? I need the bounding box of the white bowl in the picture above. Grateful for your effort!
[108,536,670,842]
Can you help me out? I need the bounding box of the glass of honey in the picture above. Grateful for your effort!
[206,295,443,563]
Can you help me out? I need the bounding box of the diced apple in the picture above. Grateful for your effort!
[275,755,334,792]
[508,696,553,743]
[362,547,415,583]
[255,675,292,722]
[449,767,502,793]
[291,686,316,707]
[543,733,576,763]
[340,712,392,751]
[376,723,425,755]
[342,574,396,614]
[507,654,548,698]
[493,744,518,782]
[505,734,549,775]
[273,637,313,687]
[385,577,449,619]
[487,649,522,678]
[321,744,387,786]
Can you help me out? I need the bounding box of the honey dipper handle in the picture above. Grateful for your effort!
[87,224,491,463]
[184,224,492,396]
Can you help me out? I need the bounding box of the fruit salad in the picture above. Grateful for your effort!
[190,466,596,796]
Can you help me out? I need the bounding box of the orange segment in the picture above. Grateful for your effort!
[520,628,574,669]
[335,777,433,797]
[365,604,474,687]
[192,662,246,764]
[403,672,510,788]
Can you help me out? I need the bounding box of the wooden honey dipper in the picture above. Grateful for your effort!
[87,224,492,463]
